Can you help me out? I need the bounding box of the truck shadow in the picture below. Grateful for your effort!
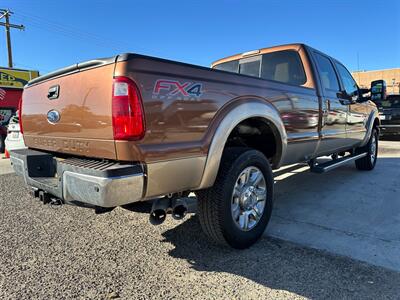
[160,215,399,299]
[158,156,400,298]
[380,135,400,141]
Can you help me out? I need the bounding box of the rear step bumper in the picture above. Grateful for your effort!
[10,149,144,208]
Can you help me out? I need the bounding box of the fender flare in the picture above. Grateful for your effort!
[359,109,380,147]
[197,100,287,189]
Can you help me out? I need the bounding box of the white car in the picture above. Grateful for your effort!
[5,113,26,157]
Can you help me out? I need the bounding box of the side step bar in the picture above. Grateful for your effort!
[310,153,367,173]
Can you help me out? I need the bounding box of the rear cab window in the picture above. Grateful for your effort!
[213,60,239,73]
[313,52,340,93]
[213,50,307,86]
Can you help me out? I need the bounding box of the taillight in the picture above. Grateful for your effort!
[112,76,145,140]
[18,97,23,134]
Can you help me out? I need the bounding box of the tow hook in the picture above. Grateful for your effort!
[38,190,51,205]
[31,188,63,206]
[29,188,40,198]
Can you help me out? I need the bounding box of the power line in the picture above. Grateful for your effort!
[1,8,150,73]
[14,61,50,73]
[13,10,143,52]
[14,17,116,49]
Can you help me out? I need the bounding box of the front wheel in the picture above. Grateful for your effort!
[197,148,274,249]
[355,128,378,171]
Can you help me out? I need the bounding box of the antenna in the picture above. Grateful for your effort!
[357,52,361,84]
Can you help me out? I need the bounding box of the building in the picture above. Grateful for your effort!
[352,68,400,95]
[0,67,39,152]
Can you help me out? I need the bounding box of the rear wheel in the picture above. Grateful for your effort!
[197,148,274,249]
[355,128,378,171]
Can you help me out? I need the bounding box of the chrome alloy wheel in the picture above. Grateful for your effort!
[370,133,377,164]
[231,166,267,231]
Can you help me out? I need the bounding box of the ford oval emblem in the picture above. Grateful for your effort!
[47,110,61,124]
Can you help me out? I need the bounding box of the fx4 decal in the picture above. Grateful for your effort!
[153,79,203,100]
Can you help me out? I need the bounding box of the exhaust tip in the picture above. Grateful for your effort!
[172,204,187,220]
[149,209,167,225]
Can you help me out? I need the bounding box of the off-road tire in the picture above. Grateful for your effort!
[197,148,274,249]
[355,128,378,171]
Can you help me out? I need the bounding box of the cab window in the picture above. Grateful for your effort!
[213,50,307,86]
[239,56,261,77]
[314,53,340,92]
[335,62,358,97]
[213,60,239,73]
[260,50,306,85]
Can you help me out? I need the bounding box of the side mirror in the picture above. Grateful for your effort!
[357,88,371,102]
[371,80,387,101]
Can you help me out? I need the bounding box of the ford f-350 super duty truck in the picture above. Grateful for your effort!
[10,44,381,249]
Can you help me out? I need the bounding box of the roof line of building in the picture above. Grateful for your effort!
[352,67,400,73]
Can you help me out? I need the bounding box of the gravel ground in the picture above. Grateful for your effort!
[1,174,400,300]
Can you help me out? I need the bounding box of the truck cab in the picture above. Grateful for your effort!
[212,44,377,157]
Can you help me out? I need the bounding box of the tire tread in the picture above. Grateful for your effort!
[197,147,272,248]
[198,148,247,245]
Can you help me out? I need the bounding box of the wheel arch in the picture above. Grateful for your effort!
[360,109,381,147]
[197,99,287,189]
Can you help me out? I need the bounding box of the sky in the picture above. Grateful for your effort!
[1,0,399,75]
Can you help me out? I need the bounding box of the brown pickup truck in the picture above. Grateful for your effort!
[11,43,381,248]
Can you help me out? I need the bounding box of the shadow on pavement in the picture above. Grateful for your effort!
[157,156,400,298]
[122,201,153,214]
[380,135,400,141]
[160,216,400,299]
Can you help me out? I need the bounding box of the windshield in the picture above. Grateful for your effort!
[374,96,400,109]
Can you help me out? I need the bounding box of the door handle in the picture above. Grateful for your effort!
[47,85,60,100]
[339,99,349,105]
[325,99,331,111]
[339,98,356,105]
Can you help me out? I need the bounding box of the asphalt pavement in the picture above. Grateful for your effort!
[0,140,399,299]
[267,139,400,272]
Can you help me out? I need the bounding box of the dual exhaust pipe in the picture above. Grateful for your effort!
[149,197,189,225]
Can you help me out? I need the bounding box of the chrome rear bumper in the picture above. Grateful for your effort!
[10,149,144,208]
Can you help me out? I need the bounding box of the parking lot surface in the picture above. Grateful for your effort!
[0,140,399,299]
[268,140,400,272]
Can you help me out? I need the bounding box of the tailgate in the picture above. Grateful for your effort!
[22,58,118,159]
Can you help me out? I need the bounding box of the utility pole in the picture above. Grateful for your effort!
[392,78,396,95]
[0,9,25,68]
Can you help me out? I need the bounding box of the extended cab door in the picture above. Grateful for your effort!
[333,61,368,145]
[312,51,348,154]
